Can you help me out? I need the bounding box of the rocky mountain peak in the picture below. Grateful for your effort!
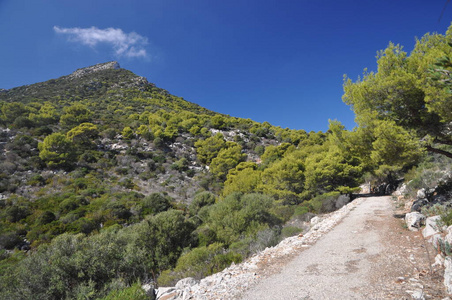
[67,61,120,80]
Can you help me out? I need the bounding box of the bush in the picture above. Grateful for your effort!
[36,211,56,226]
[97,282,149,300]
[205,193,280,245]
[248,226,281,254]
[3,205,30,223]
[316,192,341,213]
[27,174,45,186]
[158,243,241,286]
[441,208,452,227]
[189,191,216,216]
[68,217,97,234]
[142,193,172,215]
[281,226,303,238]
[0,232,22,250]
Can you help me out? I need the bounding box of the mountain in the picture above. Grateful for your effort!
[0,62,364,300]
[0,61,214,120]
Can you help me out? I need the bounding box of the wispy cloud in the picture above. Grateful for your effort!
[54,26,148,58]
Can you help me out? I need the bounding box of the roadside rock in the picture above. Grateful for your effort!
[175,277,198,290]
[445,257,452,294]
[156,287,177,300]
[423,215,442,238]
[445,226,452,246]
[393,183,407,197]
[310,216,322,225]
[434,254,446,268]
[405,212,426,231]
[417,188,426,199]
[411,199,428,212]
[409,289,425,300]
[142,282,156,300]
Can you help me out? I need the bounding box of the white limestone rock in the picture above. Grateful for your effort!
[417,188,426,199]
[423,215,442,238]
[445,226,452,246]
[175,277,198,290]
[405,212,426,231]
[156,287,176,299]
[141,283,156,300]
[445,257,452,294]
[410,289,425,300]
[434,254,446,268]
[310,216,321,225]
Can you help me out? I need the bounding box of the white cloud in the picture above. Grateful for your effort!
[54,26,148,58]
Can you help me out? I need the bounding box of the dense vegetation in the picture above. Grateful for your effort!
[1,23,452,298]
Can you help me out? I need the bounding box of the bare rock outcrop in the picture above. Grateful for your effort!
[67,61,120,79]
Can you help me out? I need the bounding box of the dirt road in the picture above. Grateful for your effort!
[239,196,446,299]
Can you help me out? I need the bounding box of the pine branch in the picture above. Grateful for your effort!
[426,145,452,158]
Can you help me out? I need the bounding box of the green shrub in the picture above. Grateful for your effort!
[293,205,310,216]
[205,193,280,245]
[248,226,281,253]
[27,174,45,186]
[36,211,56,226]
[421,203,448,217]
[281,226,303,238]
[270,205,295,222]
[3,205,30,223]
[0,232,22,250]
[97,282,148,300]
[158,243,241,286]
[189,191,216,216]
[441,208,452,227]
[142,193,172,215]
[317,191,341,213]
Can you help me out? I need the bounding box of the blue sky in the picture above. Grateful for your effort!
[1,0,451,132]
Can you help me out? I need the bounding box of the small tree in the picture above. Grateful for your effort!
[38,133,76,169]
[66,123,98,149]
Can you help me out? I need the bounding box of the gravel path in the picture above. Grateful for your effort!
[239,196,445,299]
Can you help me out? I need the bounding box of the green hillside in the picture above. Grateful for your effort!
[3,21,452,297]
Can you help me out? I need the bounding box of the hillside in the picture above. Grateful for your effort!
[1,47,447,298]
[1,62,361,299]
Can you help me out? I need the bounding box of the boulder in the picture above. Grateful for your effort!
[175,277,198,290]
[433,253,445,268]
[360,182,371,194]
[393,183,407,197]
[410,289,425,300]
[405,212,426,231]
[445,226,452,246]
[423,215,442,238]
[411,198,428,212]
[142,282,156,300]
[310,216,321,225]
[156,287,176,300]
[429,233,443,250]
[417,188,426,199]
[445,257,452,294]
